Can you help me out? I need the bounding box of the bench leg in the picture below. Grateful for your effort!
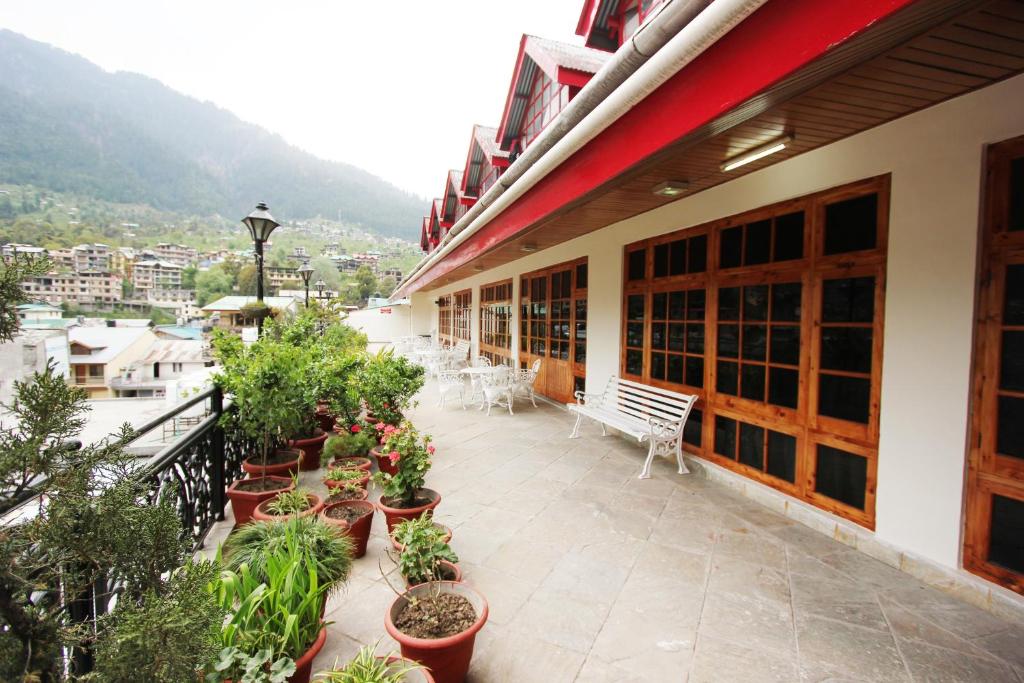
[639,440,656,479]
[569,412,583,439]
[676,443,689,475]
[600,423,608,437]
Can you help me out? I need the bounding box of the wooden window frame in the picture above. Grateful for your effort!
[621,175,889,528]
[437,294,453,347]
[480,278,513,365]
[452,289,472,344]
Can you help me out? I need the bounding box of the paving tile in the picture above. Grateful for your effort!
[790,573,890,632]
[468,624,585,683]
[507,586,610,654]
[458,562,535,626]
[769,523,849,557]
[698,591,796,654]
[971,626,1024,670]
[690,634,799,683]
[817,548,922,592]
[714,527,788,571]
[573,656,651,683]
[883,585,1017,639]
[878,597,994,658]
[795,614,909,682]
[897,637,1019,682]
[483,535,565,585]
[706,556,791,606]
[589,598,697,681]
[540,552,632,603]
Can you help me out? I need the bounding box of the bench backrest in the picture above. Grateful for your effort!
[602,375,696,425]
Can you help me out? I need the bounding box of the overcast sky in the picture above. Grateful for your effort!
[0,0,583,200]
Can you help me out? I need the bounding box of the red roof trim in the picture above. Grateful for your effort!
[576,0,600,39]
[495,36,531,152]
[400,0,918,296]
[557,66,593,89]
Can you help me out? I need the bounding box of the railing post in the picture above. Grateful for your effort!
[210,386,226,521]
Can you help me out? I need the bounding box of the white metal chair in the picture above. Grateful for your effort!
[437,371,466,410]
[474,355,492,367]
[480,366,514,416]
[447,340,471,371]
[511,359,541,408]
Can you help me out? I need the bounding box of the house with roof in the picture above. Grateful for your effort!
[395,0,1024,611]
[16,303,63,322]
[200,295,298,331]
[109,339,207,398]
[68,326,157,398]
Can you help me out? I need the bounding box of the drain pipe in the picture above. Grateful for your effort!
[397,0,769,296]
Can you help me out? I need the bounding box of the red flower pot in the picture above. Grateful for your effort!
[390,522,452,552]
[378,489,441,533]
[385,582,488,683]
[330,456,373,472]
[315,407,335,434]
[252,493,324,523]
[225,475,294,526]
[290,430,328,472]
[324,467,371,491]
[326,486,369,503]
[320,500,375,558]
[405,560,462,589]
[242,449,301,478]
[372,445,399,476]
[289,625,327,683]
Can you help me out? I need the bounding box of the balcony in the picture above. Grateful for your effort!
[71,376,106,387]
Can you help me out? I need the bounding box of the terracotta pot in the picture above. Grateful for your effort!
[290,430,328,472]
[372,445,399,476]
[320,500,375,558]
[225,475,294,526]
[405,560,462,589]
[378,489,441,533]
[315,406,335,433]
[330,456,373,472]
[252,493,324,523]
[324,467,371,490]
[390,522,452,552]
[289,625,327,683]
[381,656,436,683]
[325,486,370,503]
[385,582,488,683]
[242,449,301,478]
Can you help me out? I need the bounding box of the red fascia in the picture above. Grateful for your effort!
[492,156,511,169]
[459,129,479,194]
[495,35,530,151]
[398,0,918,297]
[460,196,477,207]
[557,66,593,89]
[576,0,600,41]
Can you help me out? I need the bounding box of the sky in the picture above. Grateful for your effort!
[0,0,583,200]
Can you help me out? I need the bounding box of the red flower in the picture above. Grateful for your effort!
[388,450,401,465]
[383,402,390,409]
[350,425,362,434]
[383,424,397,436]
[427,444,436,455]
[374,422,386,431]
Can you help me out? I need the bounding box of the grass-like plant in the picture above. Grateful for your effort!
[225,517,353,593]
[391,513,458,586]
[324,467,366,483]
[315,641,424,683]
[264,488,314,516]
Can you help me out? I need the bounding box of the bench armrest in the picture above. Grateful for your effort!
[573,390,604,406]
[648,415,684,439]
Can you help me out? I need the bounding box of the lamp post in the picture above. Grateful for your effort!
[241,202,280,335]
[297,260,314,307]
[314,279,327,336]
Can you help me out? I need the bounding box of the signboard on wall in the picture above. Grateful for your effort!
[380,307,392,314]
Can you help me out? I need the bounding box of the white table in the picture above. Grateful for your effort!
[459,366,506,409]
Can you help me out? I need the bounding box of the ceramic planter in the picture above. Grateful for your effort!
[323,467,371,491]
[329,456,373,472]
[289,625,327,683]
[252,493,324,523]
[290,430,328,472]
[241,448,301,478]
[320,500,375,558]
[404,560,462,589]
[385,582,488,683]
[371,445,399,476]
[225,475,294,526]
[378,488,441,533]
[390,522,453,552]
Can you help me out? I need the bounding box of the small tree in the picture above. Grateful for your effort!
[0,254,51,343]
[356,350,425,425]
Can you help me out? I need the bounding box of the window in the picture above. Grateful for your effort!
[437,294,453,346]
[621,176,888,528]
[453,290,472,343]
[480,280,513,365]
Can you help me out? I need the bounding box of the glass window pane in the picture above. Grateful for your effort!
[651,323,666,350]
[824,193,878,255]
[821,327,873,374]
[628,294,645,320]
[768,367,799,409]
[668,291,685,319]
[685,357,704,388]
[670,239,687,275]
[742,325,767,361]
[689,234,708,273]
[719,287,740,320]
[771,283,802,322]
[717,360,738,395]
[651,352,666,380]
[628,249,646,281]
[997,395,1024,460]
[718,324,739,358]
[1005,264,1024,325]
[686,323,705,354]
[741,363,766,401]
[715,415,737,458]
[745,220,771,265]
[627,322,645,348]
[774,211,804,261]
[819,374,871,424]
[667,355,684,384]
[738,422,765,469]
[576,263,588,289]
[668,323,685,352]
[815,445,868,510]
[720,226,742,269]
[654,244,670,278]
[684,408,703,447]
[575,342,586,364]
[767,431,797,483]
[989,494,1024,573]
[1011,157,1024,232]
[652,292,668,319]
[822,277,875,323]
[626,349,643,376]
[744,285,769,321]
[688,289,706,320]
[770,326,800,366]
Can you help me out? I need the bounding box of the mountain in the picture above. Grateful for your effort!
[0,30,425,239]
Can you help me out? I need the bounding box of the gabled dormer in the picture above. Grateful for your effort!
[429,198,443,247]
[496,35,610,159]
[576,0,665,52]
[460,124,509,206]
[419,216,431,253]
[441,170,467,228]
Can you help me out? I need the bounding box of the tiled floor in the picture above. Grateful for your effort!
[205,381,1024,682]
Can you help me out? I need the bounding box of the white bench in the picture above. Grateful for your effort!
[567,376,697,479]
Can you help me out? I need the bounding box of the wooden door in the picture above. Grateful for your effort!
[520,258,588,403]
[965,135,1024,594]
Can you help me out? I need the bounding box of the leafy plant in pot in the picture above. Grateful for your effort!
[320,499,376,558]
[384,582,489,683]
[321,430,374,472]
[357,350,425,427]
[325,482,370,503]
[315,641,434,683]
[323,466,371,491]
[388,513,461,588]
[373,422,440,532]
[254,486,325,523]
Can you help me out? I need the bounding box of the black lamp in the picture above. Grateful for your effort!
[297,260,314,307]
[241,202,280,334]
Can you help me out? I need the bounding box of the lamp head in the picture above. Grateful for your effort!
[242,202,280,243]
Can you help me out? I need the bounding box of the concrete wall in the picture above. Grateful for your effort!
[346,303,414,352]
[412,73,1024,576]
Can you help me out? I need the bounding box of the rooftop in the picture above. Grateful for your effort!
[200,295,297,312]
[68,326,151,364]
[138,339,205,364]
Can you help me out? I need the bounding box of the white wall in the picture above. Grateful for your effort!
[414,73,1024,572]
[346,303,413,351]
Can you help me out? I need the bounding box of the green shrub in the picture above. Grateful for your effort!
[357,351,425,425]
[373,422,434,506]
[391,513,458,586]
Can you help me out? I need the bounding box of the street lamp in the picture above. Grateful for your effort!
[315,278,327,302]
[314,279,328,336]
[297,260,314,307]
[241,202,280,335]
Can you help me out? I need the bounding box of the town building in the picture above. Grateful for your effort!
[265,266,302,292]
[71,243,111,272]
[22,271,123,307]
[0,328,70,404]
[1,243,47,263]
[200,295,298,331]
[382,267,403,281]
[16,303,63,322]
[109,339,206,398]
[131,259,183,294]
[47,247,76,271]
[395,0,1024,610]
[110,247,136,279]
[68,326,157,398]
[151,243,199,267]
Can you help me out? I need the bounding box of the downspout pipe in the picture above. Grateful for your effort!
[396,0,769,298]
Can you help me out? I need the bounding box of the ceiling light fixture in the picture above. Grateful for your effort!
[520,243,538,253]
[651,180,688,197]
[721,134,793,172]
[473,265,484,272]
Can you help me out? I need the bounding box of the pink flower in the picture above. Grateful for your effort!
[388,451,401,465]
[383,402,390,409]
[383,424,397,436]
[350,425,361,434]
[427,444,436,455]
[374,422,386,431]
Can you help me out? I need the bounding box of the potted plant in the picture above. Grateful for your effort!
[384,582,488,683]
[373,422,441,532]
[324,466,371,491]
[253,487,325,523]
[357,350,425,426]
[326,483,370,503]
[226,474,295,527]
[321,430,374,471]
[388,514,461,587]
[320,499,376,558]
[315,641,434,682]
[207,646,296,682]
